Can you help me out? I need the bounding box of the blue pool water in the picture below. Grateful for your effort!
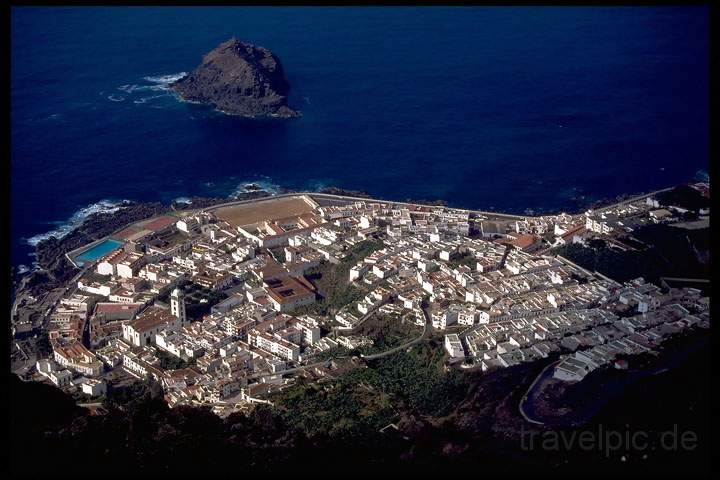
[11,7,709,269]
[74,239,125,265]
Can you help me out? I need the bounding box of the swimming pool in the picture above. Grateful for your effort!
[74,239,125,265]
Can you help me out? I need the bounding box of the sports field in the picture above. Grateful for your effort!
[213,196,317,227]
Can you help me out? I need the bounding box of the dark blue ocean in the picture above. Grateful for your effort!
[11,7,709,269]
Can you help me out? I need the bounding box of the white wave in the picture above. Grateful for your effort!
[176,96,206,106]
[229,177,282,198]
[173,197,192,204]
[16,264,30,275]
[112,72,186,104]
[119,84,167,94]
[143,72,188,84]
[25,199,132,247]
[134,93,172,104]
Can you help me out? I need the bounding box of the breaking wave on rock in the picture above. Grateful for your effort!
[228,177,282,199]
[25,199,132,247]
[111,72,188,104]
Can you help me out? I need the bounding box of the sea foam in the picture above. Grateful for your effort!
[25,199,132,247]
[229,177,282,198]
[143,72,188,84]
[112,72,187,105]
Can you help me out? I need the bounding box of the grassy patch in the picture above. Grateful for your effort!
[273,342,472,440]
[267,247,286,263]
[355,312,422,355]
[348,343,470,417]
[448,251,476,269]
[556,224,710,284]
[155,349,196,370]
[313,345,350,361]
[271,377,396,440]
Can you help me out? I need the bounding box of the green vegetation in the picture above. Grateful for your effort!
[20,331,52,358]
[656,184,709,212]
[355,312,422,355]
[348,343,470,417]
[295,239,384,316]
[272,374,396,440]
[272,342,471,440]
[155,348,196,370]
[102,378,165,411]
[314,345,350,361]
[159,280,228,320]
[244,274,263,288]
[556,223,710,284]
[267,246,286,263]
[153,229,190,248]
[448,251,476,269]
[346,238,385,259]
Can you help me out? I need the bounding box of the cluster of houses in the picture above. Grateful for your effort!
[30,192,710,412]
[553,289,709,381]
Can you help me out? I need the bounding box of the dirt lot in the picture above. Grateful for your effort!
[213,196,316,227]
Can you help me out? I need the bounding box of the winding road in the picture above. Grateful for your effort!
[518,359,560,425]
[244,306,432,382]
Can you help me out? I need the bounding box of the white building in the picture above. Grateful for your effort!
[444,334,465,359]
[457,307,477,326]
[249,331,300,361]
[553,356,593,382]
[432,306,459,329]
[122,306,182,347]
[170,288,188,325]
[296,317,321,345]
[349,264,369,282]
[36,359,72,387]
[81,378,107,396]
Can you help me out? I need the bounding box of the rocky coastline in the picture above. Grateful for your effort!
[15,192,274,299]
[16,182,684,298]
[317,187,372,198]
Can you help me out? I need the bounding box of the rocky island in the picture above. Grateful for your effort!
[171,38,299,118]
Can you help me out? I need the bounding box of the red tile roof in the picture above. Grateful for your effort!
[95,302,144,314]
[508,234,539,249]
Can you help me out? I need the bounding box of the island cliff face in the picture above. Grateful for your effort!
[171,38,299,118]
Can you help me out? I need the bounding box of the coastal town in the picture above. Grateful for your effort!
[11,184,711,416]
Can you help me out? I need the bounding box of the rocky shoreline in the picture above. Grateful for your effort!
[13,180,699,310]
[13,191,276,300]
[317,187,372,198]
[14,183,678,299]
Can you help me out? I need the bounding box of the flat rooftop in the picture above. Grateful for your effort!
[265,276,315,305]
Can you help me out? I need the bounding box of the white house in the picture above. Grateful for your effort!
[444,334,465,359]
[81,378,107,396]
